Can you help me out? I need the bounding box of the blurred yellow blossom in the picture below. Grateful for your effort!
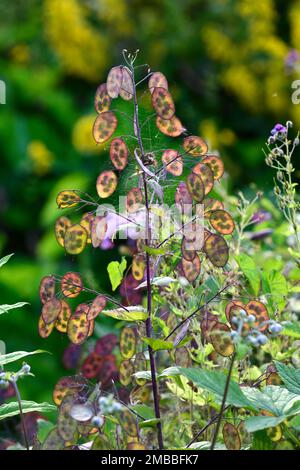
[44,0,108,81]
[27,140,54,175]
[199,119,236,150]
[72,114,101,154]
[96,0,133,35]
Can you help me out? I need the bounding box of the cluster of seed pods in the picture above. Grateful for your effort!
[38,273,106,344]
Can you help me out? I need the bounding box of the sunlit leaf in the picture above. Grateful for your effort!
[93,112,118,144]
[67,311,90,345]
[94,83,111,113]
[61,272,83,298]
[162,149,183,176]
[0,349,47,366]
[64,224,88,255]
[120,326,137,360]
[55,216,72,248]
[183,135,208,157]
[55,300,72,333]
[132,254,145,281]
[119,67,133,100]
[156,115,184,137]
[202,155,224,180]
[119,359,134,386]
[107,66,123,98]
[42,298,61,324]
[102,306,147,322]
[203,232,229,267]
[110,138,128,170]
[186,172,204,202]
[182,254,201,282]
[192,162,214,195]
[126,187,143,213]
[87,295,106,321]
[108,257,127,291]
[96,170,118,198]
[152,87,175,119]
[149,72,168,93]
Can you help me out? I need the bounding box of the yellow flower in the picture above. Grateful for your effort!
[72,114,104,154]
[44,0,108,81]
[27,140,54,175]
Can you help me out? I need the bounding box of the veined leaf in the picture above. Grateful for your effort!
[0,350,48,366]
[0,401,56,420]
[164,367,253,408]
[0,302,29,315]
[242,385,300,416]
[281,322,300,339]
[102,306,147,322]
[245,415,286,433]
[275,361,300,395]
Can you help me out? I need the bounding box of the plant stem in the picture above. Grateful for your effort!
[210,352,236,450]
[10,379,29,450]
[130,63,164,450]
[186,405,230,448]
[164,283,233,341]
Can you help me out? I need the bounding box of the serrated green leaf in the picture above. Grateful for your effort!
[102,306,147,322]
[0,401,56,420]
[242,385,300,416]
[0,350,48,366]
[107,257,127,291]
[275,361,300,395]
[165,367,253,408]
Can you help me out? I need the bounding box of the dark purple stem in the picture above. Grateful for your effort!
[131,63,164,450]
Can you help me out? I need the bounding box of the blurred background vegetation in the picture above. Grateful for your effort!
[0,0,300,405]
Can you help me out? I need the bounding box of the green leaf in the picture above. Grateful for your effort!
[0,253,14,268]
[131,404,155,420]
[0,302,29,315]
[0,401,56,420]
[0,350,48,366]
[133,370,152,381]
[102,306,147,322]
[140,418,160,428]
[107,257,127,291]
[245,415,286,433]
[166,367,253,408]
[275,361,300,395]
[142,337,174,351]
[242,385,300,416]
[261,270,288,313]
[252,430,274,450]
[144,245,166,256]
[289,413,300,431]
[37,419,55,443]
[236,253,260,296]
[281,322,300,339]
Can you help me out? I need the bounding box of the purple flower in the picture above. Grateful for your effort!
[250,229,273,240]
[251,210,272,224]
[270,123,287,136]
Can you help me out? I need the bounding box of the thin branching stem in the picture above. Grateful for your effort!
[210,352,236,450]
[10,379,29,451]
[130,62,164,450]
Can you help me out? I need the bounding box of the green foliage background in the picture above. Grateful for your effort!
[0,0,300,405]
